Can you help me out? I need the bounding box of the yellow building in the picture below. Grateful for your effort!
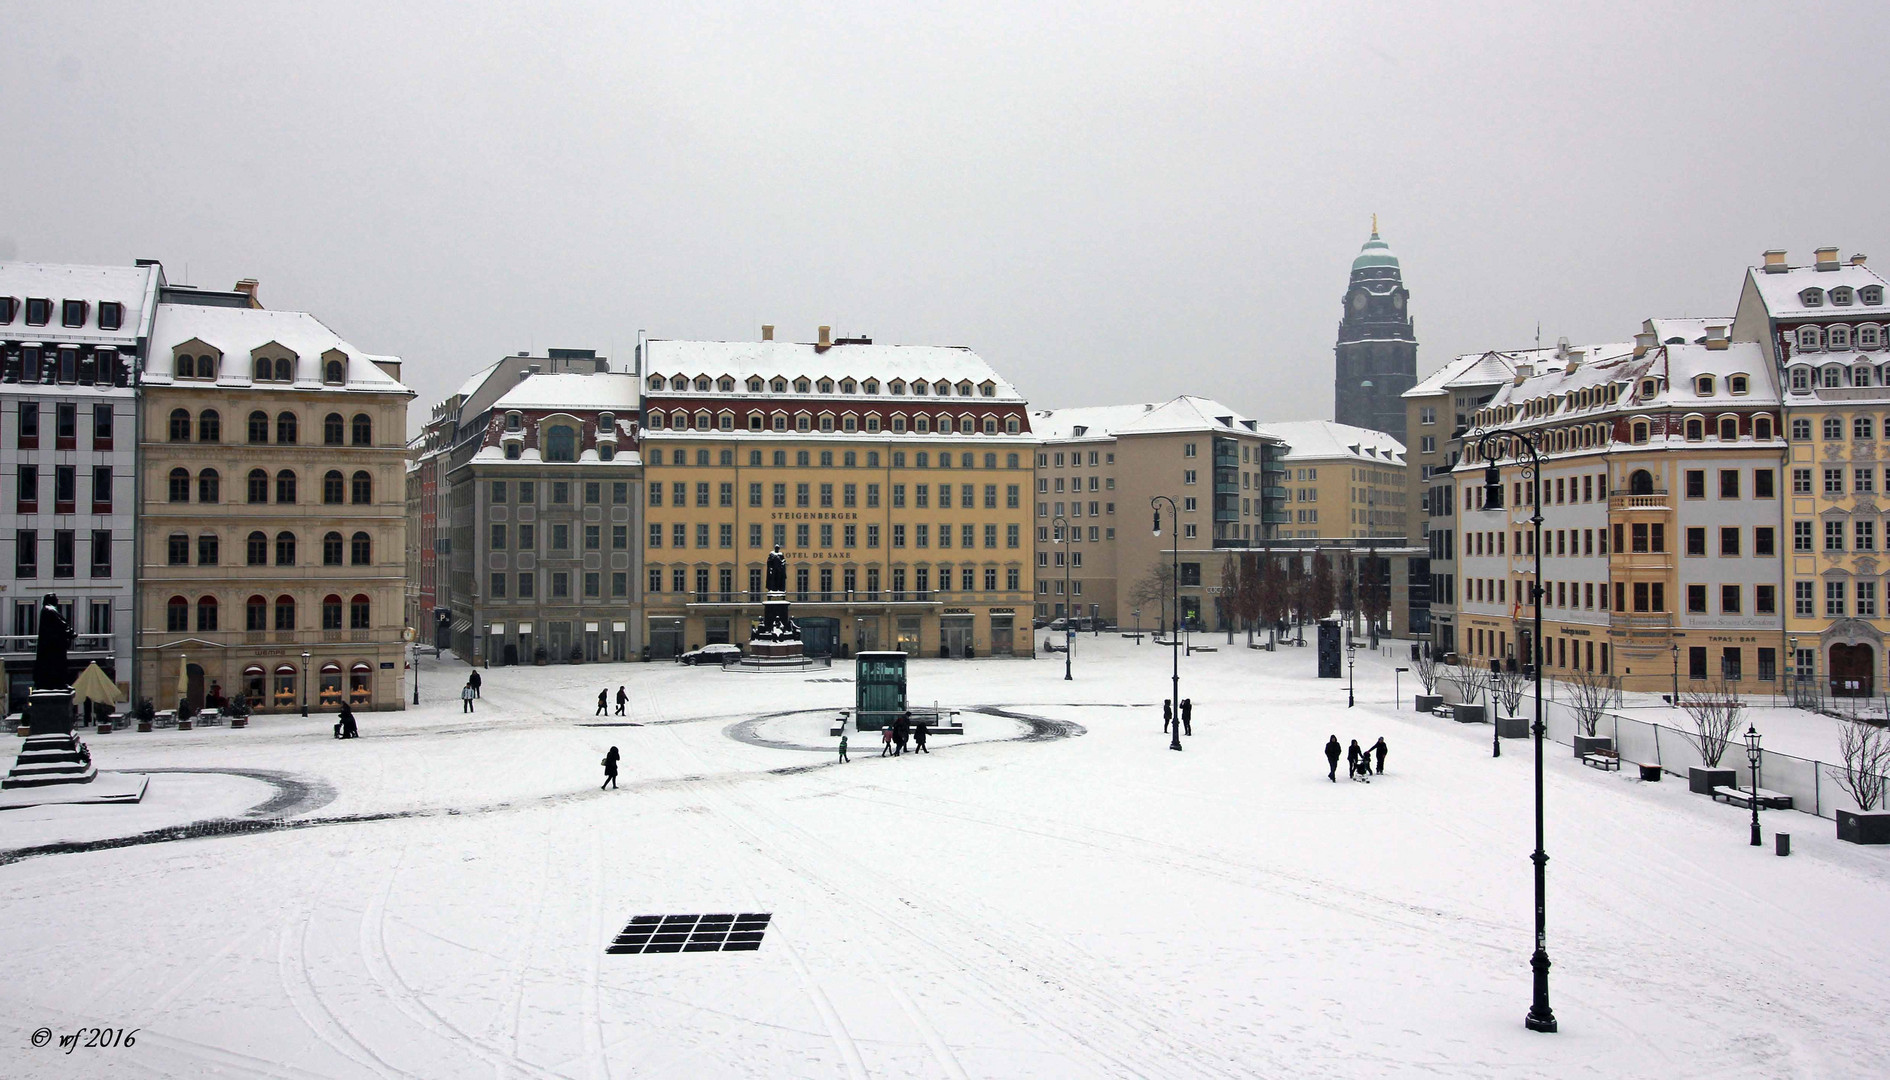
[638,331,1036,658]
[138,284,413,712]
[1258,420,1406,540]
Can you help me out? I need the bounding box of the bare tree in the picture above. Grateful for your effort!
[1337,550,1358,633]
[1360,554,1390,642]
[1452,659,1491,710]
[1308,551,1336,626]
[1678,681,1744,767]
[1564,667,1614,738]
[1836,719,1890,811]
[1260,555,1292,646]
[1237,553,1264,646]
[1220,556,1240,643]
[1288,557,1312,645]
[1414,646,1441,695]
[1127,561,1174,629]
[1492,661,1528,721]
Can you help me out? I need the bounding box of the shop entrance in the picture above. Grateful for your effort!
[799,617,840,657]
[941,616,973,658]
[648,619,683,659]
[1830,642,1875,697]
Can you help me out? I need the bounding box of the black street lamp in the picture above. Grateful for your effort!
[1744,725,1763,847]
[1346,643,1356,708]
[301,650,311,717]
[1152,496,1182,752]
[1490,657,1503,759]
[1472,426,1557,1035]
[1054,513,1073,681]
[1671,642,1680,704]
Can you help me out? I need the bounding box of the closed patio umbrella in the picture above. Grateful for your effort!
[72,662,123,707]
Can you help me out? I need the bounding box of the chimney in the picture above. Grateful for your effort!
[1853,253,1869,267]
[1554,336,1570,361]
[1633,331,1657,358]
[1513,362,1534,385]
[818,325,831,348]
[761,324,774,341]
[1762,249,1789,274]
[233,278,261,307]
[1704,325,1730,350]
[1564,350,1585,375]
[1816,246,1841,271]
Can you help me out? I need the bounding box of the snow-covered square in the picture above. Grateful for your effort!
[2,637,1886,1078]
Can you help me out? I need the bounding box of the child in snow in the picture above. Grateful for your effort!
[838,733,849,763]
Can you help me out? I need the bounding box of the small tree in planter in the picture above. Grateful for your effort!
[1492,660,1529,737]
[1566,668,1615,756]
[1835,719,1890,844]
[1450,661,1490,723]
[1414,648,1443,711]
[1679,680,1743,793]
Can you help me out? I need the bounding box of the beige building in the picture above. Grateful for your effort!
[1029,397,1288,630]
[1257,420,1406,541]
[138,283,413,713]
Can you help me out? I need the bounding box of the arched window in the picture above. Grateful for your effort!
[351,531,372,565]
[247,469,269,504]
[276,469,297,504]
[198,409,221,442]
[1684,418,1704,441]
[274,357,293,382]
[275,531,296,566]
[197,468,220,504]
[321,594,343,631]
[1823,366,1843,388]
[324,359,345,384]
[545,425,576,462]
[168,408,191,441]
[175,355,194,379]
[246,531,268,566]
[1718,417,1738,441]
[168,467,190,502]
[274,595,296,631]
[323,413,344,445]
[276,411,298,444]
[351,414,372,446]
[1799,326,1822,350]
[1631,421,1649,444]
[255,357,274,381]
[350,594,371,630]
[246,595,268,632]
[1694,375,1715,396]
[1755,415,1774,440]
[1831,324,1853,350]
[323,531,344,566]
[323,470,345,504]
[351,471,373,505]
[166,596,188,632]
[248,410,269,443]
[196,596,218,632]
[1629,469,1655,496]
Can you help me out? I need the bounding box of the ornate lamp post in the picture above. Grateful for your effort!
[301,651,311,717]
[1053,513,1072,681]
[406,626,420,705]
[1490,657,1503,759]
[1671,642,1680,704]
[1744,725,1763,847]
[1472,426,1557,1034]
[1152,496,1182,752]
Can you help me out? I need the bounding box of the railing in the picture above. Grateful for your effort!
[1608,613,1674,631]
[1609,493,1670,510]
[0,633,115,655]
[682,590,980,606]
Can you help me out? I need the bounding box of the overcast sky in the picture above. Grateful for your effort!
[6,2,1889,435]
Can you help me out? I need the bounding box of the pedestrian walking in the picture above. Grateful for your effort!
[469,670,482,698]
[596,690,609,716]
[1180,698,1192,737]
[838,733,849,763]
[1163,699,1173,733]
[462,682,476,713]
[893,712,910,756]
[601,746,619,789]
[339,700,358,739]
[880,725,895,757]
[1371,737,1388,775]
[615,686,627,716]
[1325,735,1342,782]
[913,720,929,753]
[1346,739,1364,780]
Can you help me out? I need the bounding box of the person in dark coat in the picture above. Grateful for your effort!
[596,690,609,716]
[469,670,482,698]
[1371,737,1388,775]
[1163,699,1174,733]
[601,746,619,789]
[893,712,910,756]
[338,700,358,739]
[913,720,929,753]
[838,732,849,763]
[1180,698,1192,737]
[615,686,627,716]
[1346,739,1364,780]
[1325,735,1342,782]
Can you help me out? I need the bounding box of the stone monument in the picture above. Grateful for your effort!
[3,594,97,788]
[741,546,808,669]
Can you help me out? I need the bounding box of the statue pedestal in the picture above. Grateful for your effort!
[741,591,808,669]
[4,690,98,788]
[26,688,76,736]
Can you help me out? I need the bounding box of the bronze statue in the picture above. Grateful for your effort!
[765,545,787,594]
[32,593,75,692]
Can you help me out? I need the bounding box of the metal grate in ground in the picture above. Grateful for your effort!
[607,913,771,954]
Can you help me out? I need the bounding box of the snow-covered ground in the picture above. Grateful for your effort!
[2,636,1886,1078]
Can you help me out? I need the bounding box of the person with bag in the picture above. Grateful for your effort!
[601,746,620,790]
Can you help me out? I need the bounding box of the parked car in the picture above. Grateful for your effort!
[678,643,742,666]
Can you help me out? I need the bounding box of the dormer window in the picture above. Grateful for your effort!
[599,443,615,461]
[544,424,577,462]
[61,299,88,327]
[718,376,735,392]
[1631,421,1649,444]
[980,381,996,397]
[599,412,615,431]
[1729,375,1749,395]
[694,376,711,392]
[1832,287,1854,306]
[1801,288,1825,307]
[818,378,834,393]
[1863,286,1883,306]
[97,302,123,331]
[25,298,51,325]
[504,443,522,460]
[771,377,787,393]
[646,410,664,429]
[889,379,905,395]
[505,411,523,431]
[0,297,16,323]
[1856,366,1873,387]
[956,381,973,396]
[912,380,928,396]
[747,377,763,392]
[694,410,711,429]
[1694,375,1715,396]
[1860,325,1883,349]
[1823,365,1843,388]
[1830,324,1853,350]
[323,359,345,384]
[1798,326,1822,351]
[1790,367,1810,390]
[794,378,810,393]
[1685,418,1704,441]
[863,379,879,394]
[176,352,218,380]
[865,415,882,432]
[718,412,734,430]
[934,381,950,395]
[840,379,856,394]
[670,375,687,391]
[1640,378,1658,396]
[648,374,665,391]
[772,413,788,431]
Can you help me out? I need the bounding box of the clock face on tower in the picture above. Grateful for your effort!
[1350,291,1367,312]
[1393,293,1405,312]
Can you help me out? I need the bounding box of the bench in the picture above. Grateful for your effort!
[1711,786,1794,811]
[1429,705,1455,719]
[1581,751,1621,772]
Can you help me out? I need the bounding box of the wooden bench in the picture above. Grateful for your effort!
[1580,751,1621,772]
[1711,786,1794,811]
[1429,705,1455,719]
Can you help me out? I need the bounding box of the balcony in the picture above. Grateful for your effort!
[1608,490,1670,511]
[1213,508,1240,523]
[1609,613,1674,634]
[1610,550,1674,571]
[1214,480,1241,494]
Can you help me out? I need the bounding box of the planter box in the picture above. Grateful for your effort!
[1415,694,1443,713]
[230,716,248,729]
[1837,809,1890,845]
[1573,735,1615,758]
[1688,767,1737,795]
[136,719,152,732]
[1496,715,1529,739]
[1450,703,1486,724]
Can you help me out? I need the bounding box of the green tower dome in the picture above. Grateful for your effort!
[1351,231,1400,272]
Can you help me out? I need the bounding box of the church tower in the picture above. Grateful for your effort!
[1333,221,1417,442]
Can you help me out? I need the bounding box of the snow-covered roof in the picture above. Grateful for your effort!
[1032,396,1274,441]
[1255,420,1404,465]
[145,302,412,394]
[1747,259,1889,319]
[0,260,161,345]
[492,371,643,413]
[1471,340,1776,433]
[451,359,503,402]
[643,339,1024,402]
[1644,317,1733,346]
[1404,350,1516,398]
